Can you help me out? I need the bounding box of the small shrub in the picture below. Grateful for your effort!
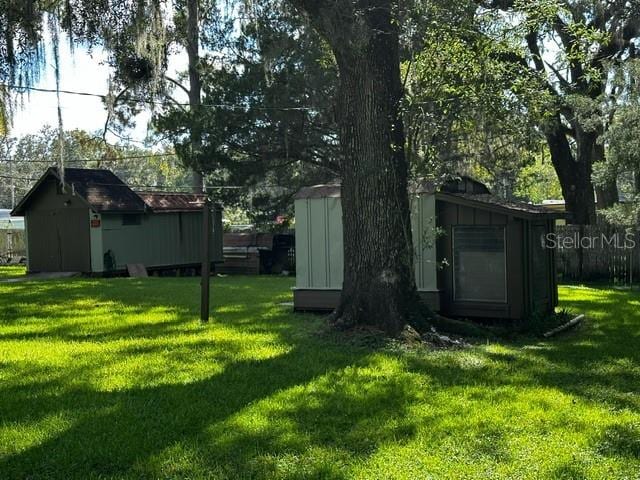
[517,308,575,337]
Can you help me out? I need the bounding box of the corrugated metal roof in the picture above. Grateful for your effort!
[137,192,207,212]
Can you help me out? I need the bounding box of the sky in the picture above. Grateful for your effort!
[10,35,187,145]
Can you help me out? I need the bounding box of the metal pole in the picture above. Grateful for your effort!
[630,232,634,291]
[200,197,212,322]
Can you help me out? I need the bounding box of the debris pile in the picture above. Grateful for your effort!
[400,325,469,349]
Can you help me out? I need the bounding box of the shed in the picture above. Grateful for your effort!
[11,167,223,274]
[293,178,563,321]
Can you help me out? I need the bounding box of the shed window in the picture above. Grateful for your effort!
[453,226,506,303]
[122,214,142,226]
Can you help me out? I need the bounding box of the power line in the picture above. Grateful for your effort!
[1,83,321,111]
[0,174,244,191]
[0,174,39,182]
[3,82,469,109]
[0,153,181,164]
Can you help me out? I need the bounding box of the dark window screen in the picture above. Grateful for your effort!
[453,226,506,303]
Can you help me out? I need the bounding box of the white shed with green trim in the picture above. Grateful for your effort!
[293,184,439,311]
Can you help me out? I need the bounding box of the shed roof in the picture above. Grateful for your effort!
[436,193,564,219]
[11,167,147,215]
[11,168,209,216]
[294,184,341,200]
[137,192,207,212]
[413,176,491,195]
[294,179,563,219]
[294,177,490,200]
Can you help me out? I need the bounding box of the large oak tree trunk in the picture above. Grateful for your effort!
[592,140,619,210]
[544,115,597,224]
[546,121,619,224]
[290,0,422,335]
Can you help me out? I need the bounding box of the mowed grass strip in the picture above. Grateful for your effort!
[0,273,638,479]
[0,265,26,280]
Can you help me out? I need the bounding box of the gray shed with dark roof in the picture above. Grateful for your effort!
[294,177,563,321]
[11,168,223,274]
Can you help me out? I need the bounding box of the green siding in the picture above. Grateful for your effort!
[309,200,328,287]
[102,210,222,270]
[411,194,438,291]
[295,194,437,292]
[295,197,344,289]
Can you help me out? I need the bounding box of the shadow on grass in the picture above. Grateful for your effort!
[0,277,421,478]
[1,346,379,478]
[0,279,639,478]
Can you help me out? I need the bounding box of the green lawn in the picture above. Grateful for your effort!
[0,265,26,280]
[0,273,638,479]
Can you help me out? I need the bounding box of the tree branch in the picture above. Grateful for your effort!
[164,75,191,97]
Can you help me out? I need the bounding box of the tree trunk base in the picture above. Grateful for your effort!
[328,282,433,337]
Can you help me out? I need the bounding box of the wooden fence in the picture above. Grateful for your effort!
[554,225,640,284]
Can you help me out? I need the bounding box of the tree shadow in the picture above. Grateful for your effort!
[0,277,424,478]
[1,280,639,477]
[0,344,426,479]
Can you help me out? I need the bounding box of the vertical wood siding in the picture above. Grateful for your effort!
[23,179,90,272]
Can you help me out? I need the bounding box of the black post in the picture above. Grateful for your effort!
[201,197,211,322]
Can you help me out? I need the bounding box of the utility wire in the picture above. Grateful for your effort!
[1,83,466,109]
[0,174,244,190]
[1,83,320,111]
[1,154,180,164]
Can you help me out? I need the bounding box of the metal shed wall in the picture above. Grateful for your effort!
[411,194,438,292]
[294,194,437,291]
[101,209,223,271]
[295,197,343,289]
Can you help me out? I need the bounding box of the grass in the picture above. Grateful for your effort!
[0,265,26,280]
[0,273,639,479]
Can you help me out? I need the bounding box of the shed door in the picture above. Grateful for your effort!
[28,209,90,272]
